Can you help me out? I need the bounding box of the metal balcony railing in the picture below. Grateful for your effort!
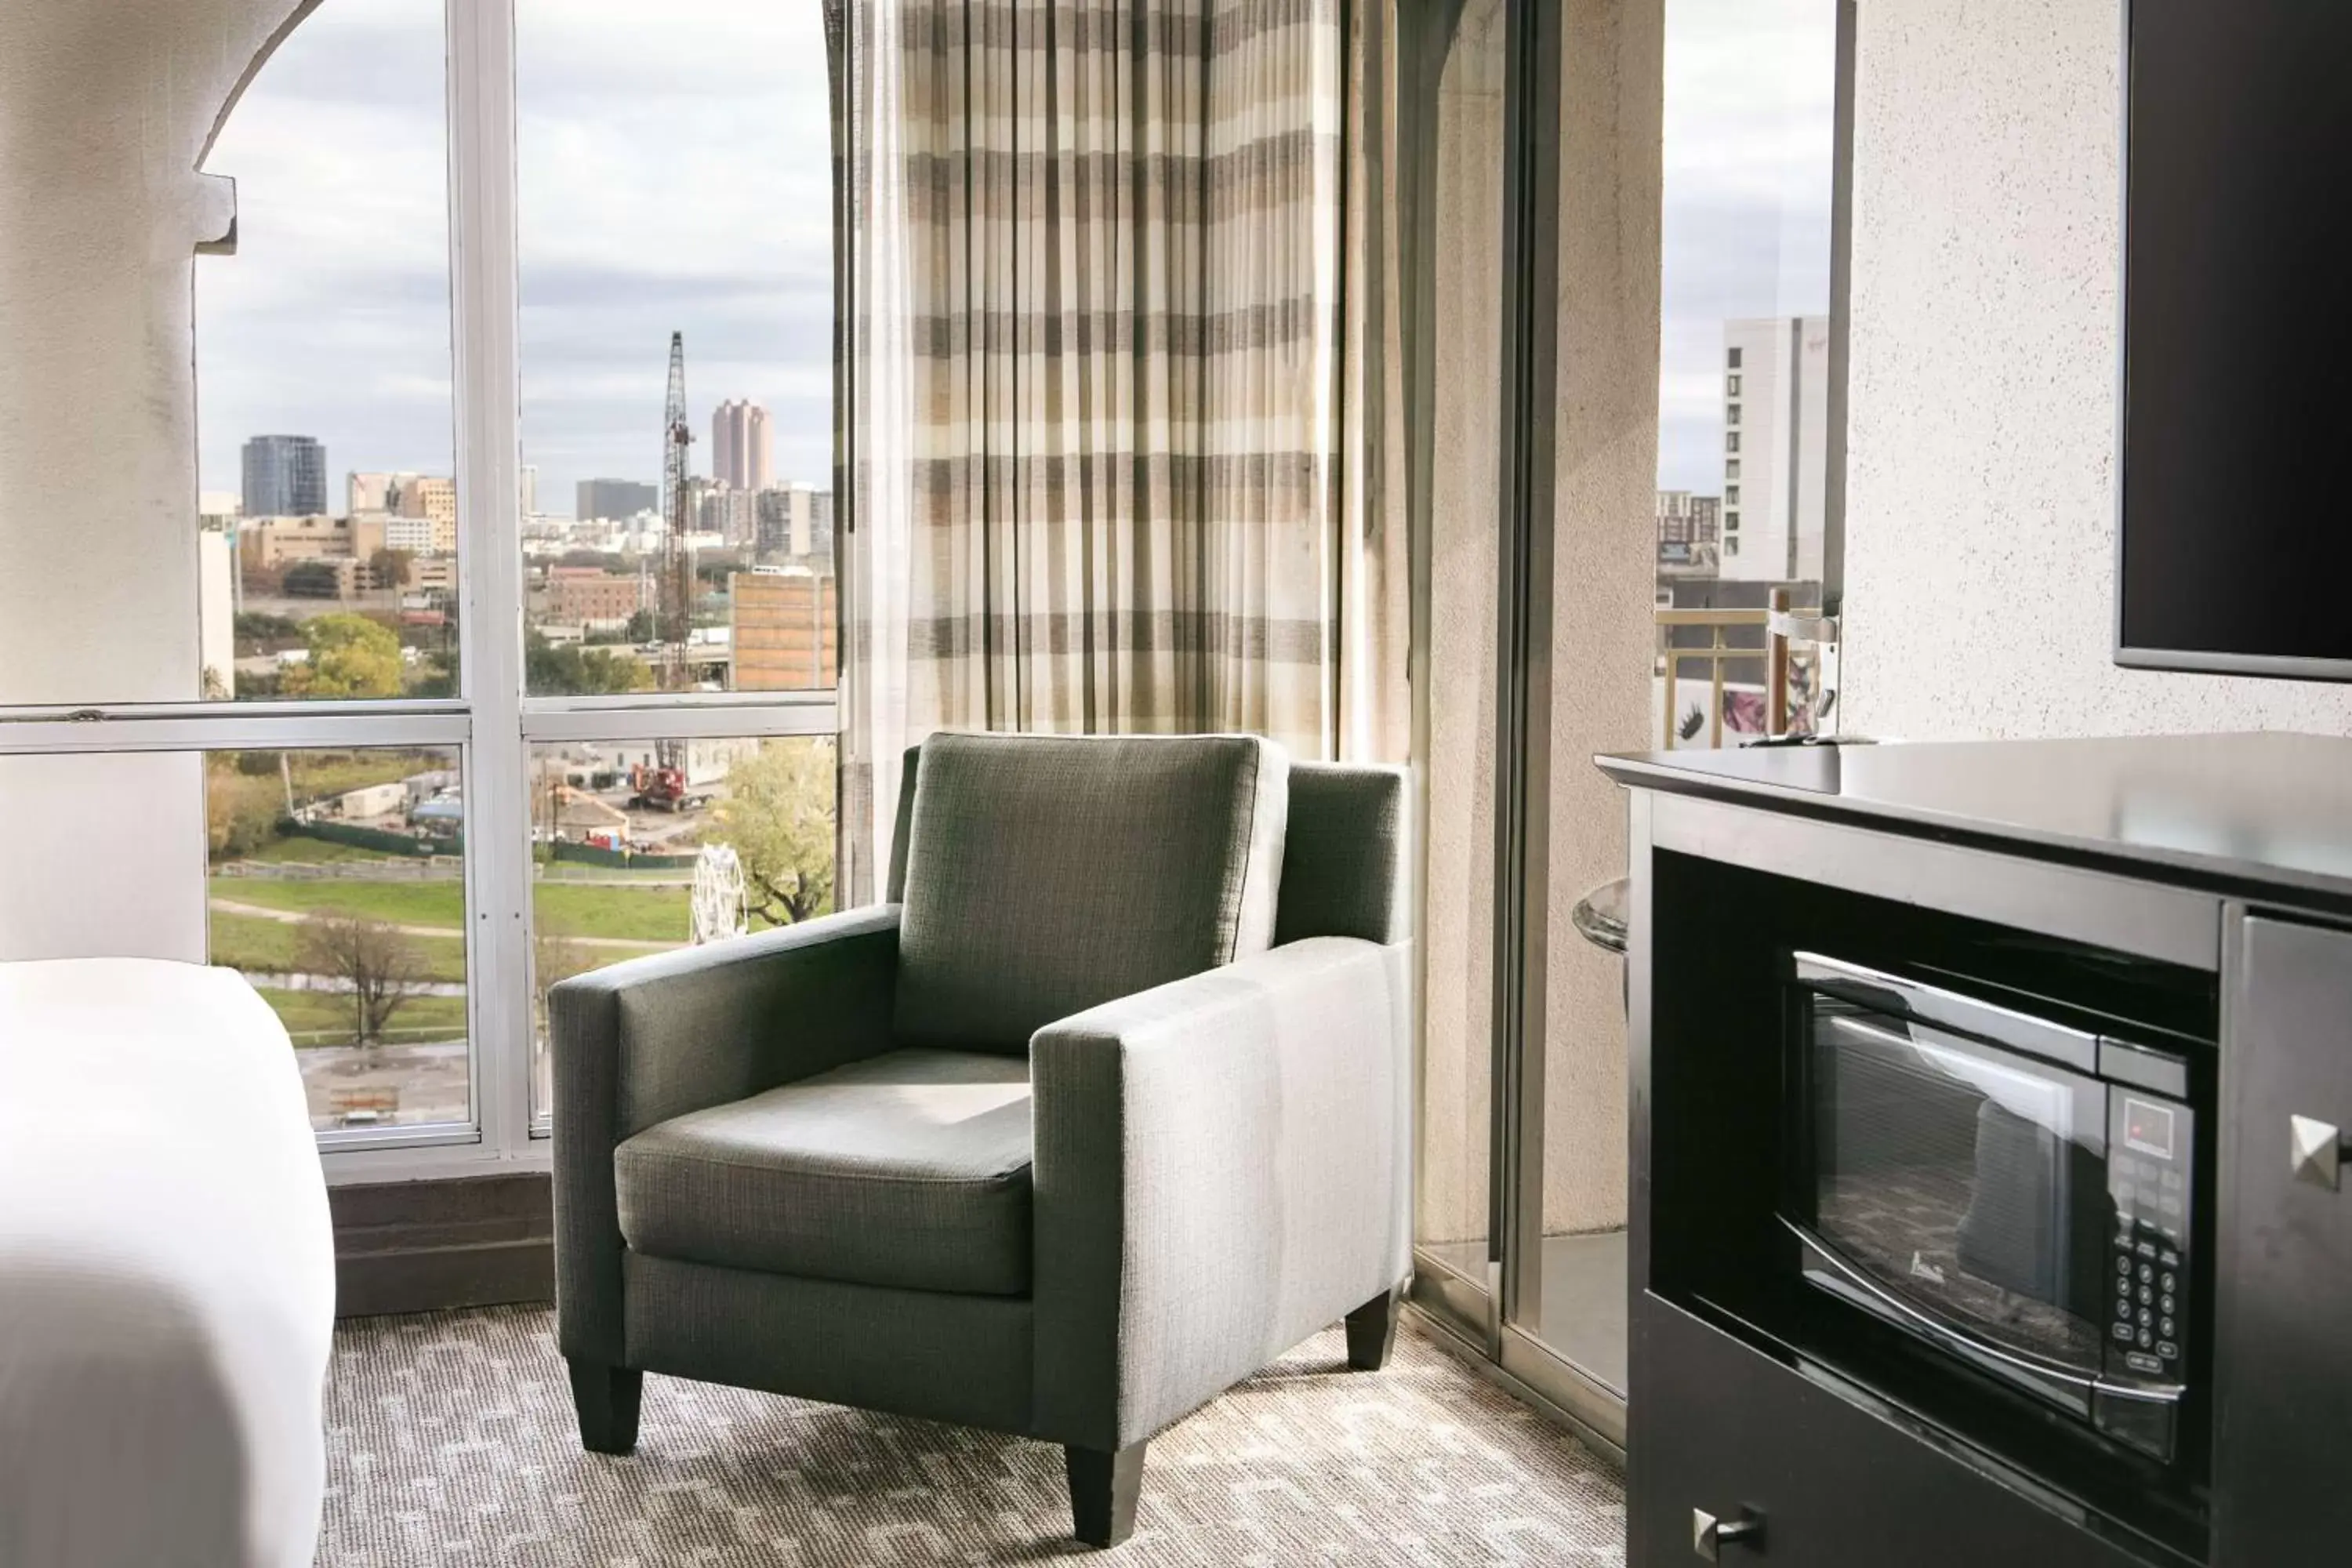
[1655,587,1832,750]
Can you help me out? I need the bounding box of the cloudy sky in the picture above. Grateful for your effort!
[197,0,1828,515]
[1658,0,1838,494]
[197,0,834,516]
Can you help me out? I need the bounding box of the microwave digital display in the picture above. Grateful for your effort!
[2124,1098,2176,1160]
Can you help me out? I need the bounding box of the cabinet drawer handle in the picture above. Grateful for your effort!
[2291,1115,2349,1190]
[1693,1507,1766,1561]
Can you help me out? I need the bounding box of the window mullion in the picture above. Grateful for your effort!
[445,0,531,1162]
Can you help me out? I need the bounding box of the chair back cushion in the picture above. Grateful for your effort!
[893,732,1288,1053]
[1274,763,1410,945]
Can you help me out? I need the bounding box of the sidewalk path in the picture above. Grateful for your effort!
[209,897,677,951]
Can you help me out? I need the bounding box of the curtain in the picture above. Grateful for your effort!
[834,0,1404,901]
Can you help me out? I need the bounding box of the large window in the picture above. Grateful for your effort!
[524,735,833,1121]
[197,0,463,705]
[516,0,835,696]
[207,748,472,1131]
[0,0,841,1177]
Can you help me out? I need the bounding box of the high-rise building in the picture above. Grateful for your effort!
[1656,490,1722,575]
[520,463,539,519]
[348,471,394,514]
[383,516,439,555]
[699,485,758,546]
[711,400,773,492]
[389,474,458,554]
[576,478,659,521]
[730,566,836,691]
[242,434,326,518]
[806,488,835,561]
[1717,317,1830,583]
[543,567,648,628]
[755,483,833,561]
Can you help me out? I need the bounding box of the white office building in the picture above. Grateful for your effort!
[1719,315,1830,583]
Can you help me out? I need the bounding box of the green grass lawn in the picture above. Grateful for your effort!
[210,875,683,956]
[533,881,691,945]
[209,911,469,984]
[208,876,466,929]
[252,985,468,1047]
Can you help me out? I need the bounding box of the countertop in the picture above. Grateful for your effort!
[1596,731,2352,906]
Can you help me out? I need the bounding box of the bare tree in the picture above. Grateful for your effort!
[532,931,597,1051]
[295,909,430,1048]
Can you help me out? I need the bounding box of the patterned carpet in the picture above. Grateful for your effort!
[318,1306,1625,1566]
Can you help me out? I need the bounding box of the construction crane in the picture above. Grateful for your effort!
[658,332,696,691]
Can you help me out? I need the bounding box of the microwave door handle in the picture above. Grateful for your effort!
[1780,1218,2104,1392]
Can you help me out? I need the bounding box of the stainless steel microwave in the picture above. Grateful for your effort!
[1783,953,2201,1464]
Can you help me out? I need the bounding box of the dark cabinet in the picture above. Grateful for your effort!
[1604,735,2352,1568]
[1632,1298,2151,1568]
[2214,914,2352,1563]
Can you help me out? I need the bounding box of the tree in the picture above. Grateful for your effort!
[624,608,655,643]
[234,611,302,652]
[281,559,344,598]
[367,546,415,591]
[709,740,836,927]
[293,909,430,1047]
[206,753,285,862]
[282,612,405,699]
[525,631,650,695]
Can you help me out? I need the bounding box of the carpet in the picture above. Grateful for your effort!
[318,1305,1625,1566]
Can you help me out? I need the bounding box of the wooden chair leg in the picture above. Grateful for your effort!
[1345,1287,1400,1371]
[1065,1441,1146,1548]
[568,1359,642,1455]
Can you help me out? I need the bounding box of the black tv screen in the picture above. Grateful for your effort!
[2118,2,2352,677]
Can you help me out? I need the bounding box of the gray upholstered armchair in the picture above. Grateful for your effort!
[550,732,1409,1548]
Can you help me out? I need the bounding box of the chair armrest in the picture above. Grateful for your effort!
[550,906,902,1364]
[1030,935,1410,1449]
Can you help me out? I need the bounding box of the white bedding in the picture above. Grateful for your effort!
[0,960,334,1568]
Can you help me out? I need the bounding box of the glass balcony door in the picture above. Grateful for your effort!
[1406,0,1511,1345]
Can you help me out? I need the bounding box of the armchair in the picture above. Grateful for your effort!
[551,732,1410,1548]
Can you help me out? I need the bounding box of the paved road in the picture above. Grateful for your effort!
[209,896,676,950]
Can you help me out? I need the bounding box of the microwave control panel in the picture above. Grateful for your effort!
[2105,1086,2194,1384]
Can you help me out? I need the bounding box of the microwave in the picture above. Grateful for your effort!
[1782,953,2204,1465]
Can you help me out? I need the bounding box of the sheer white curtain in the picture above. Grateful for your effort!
[836,0,916,906]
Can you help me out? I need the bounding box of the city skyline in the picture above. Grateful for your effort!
[193,0,832,516]
[218,432,826,523]
[188,0,1818,513]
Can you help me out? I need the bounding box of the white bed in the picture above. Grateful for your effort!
[0,959,335,1568]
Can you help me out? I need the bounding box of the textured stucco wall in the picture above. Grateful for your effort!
[1417,0,1506,1251]
[1842,0,2352,740]
[0,0,306,960]
[1541,0,1661,1237]
[1416,0,1661,1250]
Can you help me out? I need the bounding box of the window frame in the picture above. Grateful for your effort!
[0,0,841,1183]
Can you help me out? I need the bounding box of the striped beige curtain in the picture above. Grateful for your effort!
[1202,0,1345,750]
[836,0,1397,898]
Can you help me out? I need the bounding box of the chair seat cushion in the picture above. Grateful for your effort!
[614,1047,1034,1296]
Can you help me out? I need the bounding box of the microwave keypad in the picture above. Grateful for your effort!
[2110,1157,2187,1379]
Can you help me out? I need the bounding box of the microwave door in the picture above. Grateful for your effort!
[1805,1011,2114,1384]
[1786,1217,2101,1412]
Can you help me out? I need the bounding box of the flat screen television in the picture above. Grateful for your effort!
[2117,2,2352,678]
